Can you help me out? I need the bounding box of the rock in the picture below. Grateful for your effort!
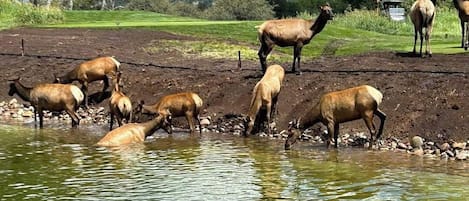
[22,110,34,117]
[455,150,469,160]
[410,136,424,150]
[301,134,313,140]
[445,150,455,158]
[452,142,467,150]
[397,142,408,150]
[439,143,451,152]
[200,118,210,126]
[391,141,398,149]
[8,99,17,106]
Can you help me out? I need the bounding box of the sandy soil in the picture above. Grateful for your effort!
[0,28,467,143]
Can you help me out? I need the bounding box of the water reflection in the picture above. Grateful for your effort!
[0,124,468,200]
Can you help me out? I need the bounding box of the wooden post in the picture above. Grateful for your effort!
[238,50,242,69]
[21,38,24,56]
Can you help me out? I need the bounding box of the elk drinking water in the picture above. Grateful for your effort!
[284,85,387,150]
[97,113,171,146]
[243,64,284,136]
[257,4,333,74]
[133,92,203,134]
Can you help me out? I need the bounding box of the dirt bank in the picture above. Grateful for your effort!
[0,28,467,144]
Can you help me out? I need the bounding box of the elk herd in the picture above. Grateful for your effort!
[14,0,464,150]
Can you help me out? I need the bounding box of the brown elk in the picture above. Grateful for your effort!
[109,71,132,131]
[410,0,435,57]
[453,0,469,49]
[243,64,285,136]
[257,4,334,74]
[96,113,171,146]
[8,77,84,128]
[54,56,120,107]
[133,92,203,134]
[284,85,387,150]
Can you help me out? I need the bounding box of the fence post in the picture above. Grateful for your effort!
[21,38,24,56]
[238,50,241,69]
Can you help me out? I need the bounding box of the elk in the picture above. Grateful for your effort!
[96,113,171,146]
[257,4,334,74]
[54,56,120,107]
[109,71,132,131]
[453,0,469,49]
[410,0,435,57]
[133,92,203,134]
[284,85,387,150]
[243,64,285,136]
[8,77,84,128]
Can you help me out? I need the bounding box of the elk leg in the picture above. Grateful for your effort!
[326,122,335,148]
[461,20,465,48]
[65,108,80,128]
[81,81,89,108]
[265,103,272,134]
[33,106,38,128]
[363,111,377,148]
[258,40,273,73]
[413,27,418,54]
[109,113,114,131]
[186,113,195,133]
[465,22,469,50]
[293,45,303,75]
[334,123,339,148]
[38,108,44,128]
[419,28,424,57]
[196,113,202,134]
[374,109,387,141]
[101,77,110,101]
[271,95,278,121]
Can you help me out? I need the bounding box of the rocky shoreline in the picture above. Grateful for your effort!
[2,98,468,161]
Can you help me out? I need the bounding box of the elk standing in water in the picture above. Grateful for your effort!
[109,71,132,130]
[134,92,203,134]
[8,77,84,128]
[243,64,284,136]
[257,4,334,74]
[97,113,171,147]
[284,85,386,150]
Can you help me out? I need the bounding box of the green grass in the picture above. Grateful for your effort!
[22,9,469,61]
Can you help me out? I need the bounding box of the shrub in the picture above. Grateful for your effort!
[14,4,64,25]
[204,0,274,20]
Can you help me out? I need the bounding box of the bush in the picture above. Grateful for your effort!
[0,0,64,27]
[14,4,64,25]
[204,0,274,20]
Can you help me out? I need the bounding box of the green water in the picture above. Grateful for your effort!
[0,124,467,200]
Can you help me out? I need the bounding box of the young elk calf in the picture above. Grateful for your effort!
[410,0,435,57]
[8,78,84,128]
[284,85,387,150]
[243,64,285,136]
[134,92,203,134]
[109,72,132,130]
[97,113,171,146]
[54,56,120,107]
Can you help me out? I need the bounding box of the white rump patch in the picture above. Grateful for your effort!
[191,94,203,109]
[365,86,383,105]
[110,56,121,70]
[70,86,84,105]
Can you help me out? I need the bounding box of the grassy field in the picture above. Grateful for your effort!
[11,9,469,61]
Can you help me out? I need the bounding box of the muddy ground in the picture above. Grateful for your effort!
[0,28,467,144]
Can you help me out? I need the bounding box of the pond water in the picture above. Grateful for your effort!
[0,123,467,200]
